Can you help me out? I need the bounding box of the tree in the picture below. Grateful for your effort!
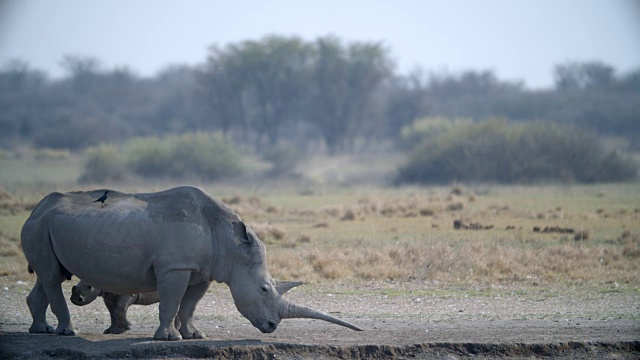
[554,61,615,91]
[307,36,392,153]
[228,35,311,146]
[199,45,247,136]
[0,59,49,146]
[385,69,429,138]
[150,65,204,134]
[59,55,102,95]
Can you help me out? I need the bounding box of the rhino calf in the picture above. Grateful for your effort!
[71,280,163,334]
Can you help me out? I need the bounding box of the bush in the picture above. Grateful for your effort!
[79,132,244,182]
[78,144,127,183]
[396,119,638,184]
[398,117,471,150]
[35,148,70,160]
[262,142,304,175]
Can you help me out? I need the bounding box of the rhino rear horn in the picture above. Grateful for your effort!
[280,301,363,331]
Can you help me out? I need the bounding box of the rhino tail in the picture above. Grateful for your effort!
[61,264,73,280]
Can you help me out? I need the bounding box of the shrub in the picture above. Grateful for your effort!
[35,148,69,160]
[123,136,174,177]
[262,142,304,175]
[79,132,244,182]
[78,144,127,183]
[165,132,243,180]
[398,116,471,150]
[396,118,638,184]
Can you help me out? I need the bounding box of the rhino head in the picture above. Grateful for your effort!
[71,281,101,306]
[227,222,363,333]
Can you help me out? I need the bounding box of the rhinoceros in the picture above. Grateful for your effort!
[71,280,162,334]
[21,186,362,340]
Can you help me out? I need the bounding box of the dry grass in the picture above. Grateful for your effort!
[0,187,40,215]
[255,183,640,286]
[267,237,640,285]
[1,183,639,288]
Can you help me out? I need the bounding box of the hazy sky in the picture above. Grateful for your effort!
[1,0,639,88]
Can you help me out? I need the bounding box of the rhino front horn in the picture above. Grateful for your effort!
[280,301,364,331]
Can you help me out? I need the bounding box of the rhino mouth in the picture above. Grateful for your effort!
[70,296,88,306]
[255,319,278,333]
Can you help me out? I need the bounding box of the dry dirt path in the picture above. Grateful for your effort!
[1,281,639,359]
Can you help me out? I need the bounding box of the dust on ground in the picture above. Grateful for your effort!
[1,281,639,359]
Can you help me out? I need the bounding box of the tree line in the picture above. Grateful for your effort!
[1,34,639,154]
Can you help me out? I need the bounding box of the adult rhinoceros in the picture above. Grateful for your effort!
[21,186,362,340]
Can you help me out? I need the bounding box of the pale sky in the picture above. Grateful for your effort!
[1,0,639,89]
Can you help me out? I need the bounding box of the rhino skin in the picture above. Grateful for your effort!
[22,186,362,340]
[71,280,163,334]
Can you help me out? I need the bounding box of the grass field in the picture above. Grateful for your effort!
[1,152,639,291]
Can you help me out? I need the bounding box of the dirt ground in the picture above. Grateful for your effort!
[1,281,639,359]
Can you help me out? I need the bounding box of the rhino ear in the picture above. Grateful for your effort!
[232,221,251,244]
[276,280,303,295]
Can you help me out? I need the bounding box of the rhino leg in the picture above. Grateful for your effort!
[113,295,135,333]
[102,294,134,334]
[25,242,78,336]
[26,280,54,334]
[39,279,77,335]
[154,270,190,341]
[177,281,210,339]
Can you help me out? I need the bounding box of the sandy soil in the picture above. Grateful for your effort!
[1,281,639,359]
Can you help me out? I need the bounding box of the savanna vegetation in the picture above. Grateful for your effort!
[1,35,639,185]
[0,157,639,290]
[78,132,244,183]
[397,119,637,184]
[0,34,638,293]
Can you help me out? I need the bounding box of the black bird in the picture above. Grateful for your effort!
[94,190,110,205]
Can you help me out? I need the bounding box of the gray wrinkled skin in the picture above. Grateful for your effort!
[21,186,362,341]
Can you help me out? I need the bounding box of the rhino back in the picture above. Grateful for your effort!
[24,186,240,294]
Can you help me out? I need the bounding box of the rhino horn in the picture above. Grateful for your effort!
[276,281,303,295]
[280,301,363,331]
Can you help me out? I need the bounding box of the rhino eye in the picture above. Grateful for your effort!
[87,285,92,290]
[260,285,270,294]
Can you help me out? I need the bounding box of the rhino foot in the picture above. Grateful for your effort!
[29,323,55,334]
[154,327,182,341]
[55,326,78,336]
[103,326,128,334]
[180,329,206,339]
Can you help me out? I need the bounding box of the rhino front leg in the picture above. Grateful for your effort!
[177,281,210,339]
[26,280,54,334]
[154,270,190,341]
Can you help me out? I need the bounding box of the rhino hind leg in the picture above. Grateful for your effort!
[41,279,78,335]
[25,240,78,336]
[177,281,210,339]
[154,270,191,341]
[26,280,54,334]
